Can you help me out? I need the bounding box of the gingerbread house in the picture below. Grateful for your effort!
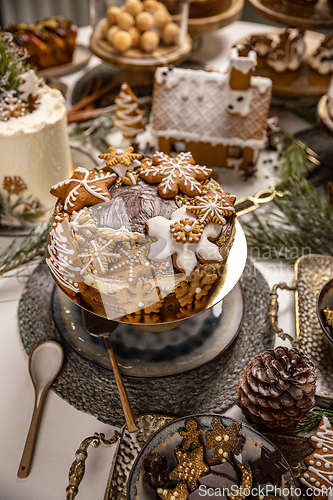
[150,45,272,171]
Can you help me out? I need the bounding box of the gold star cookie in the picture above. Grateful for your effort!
[178,419,204,450]
[205,420,245,466]
[98,146,142,168]
[169,446,209,492]
[157,480,188,500]
[51,167,116,215]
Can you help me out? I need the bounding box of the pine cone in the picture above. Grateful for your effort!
[235,346,316,433]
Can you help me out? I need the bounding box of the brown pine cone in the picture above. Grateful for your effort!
[235,346,316,433]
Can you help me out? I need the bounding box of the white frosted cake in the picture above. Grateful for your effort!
[0,84,72,210]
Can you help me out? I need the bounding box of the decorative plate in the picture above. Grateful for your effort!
[127,414,299,500]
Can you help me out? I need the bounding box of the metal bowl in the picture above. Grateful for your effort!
[127,414,299,500]
[316,277,333,346]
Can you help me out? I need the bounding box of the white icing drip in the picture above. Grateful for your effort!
[114,90,144,138]
[146,205,222,275]
[226,157,243,170]
[229,46,257,75]
[51,167,116,211]
[108,159,141,177]
[251,76,272,94]
[46,222,81,293]
[154,66,225,91]
[141,151,211,196]
[109,245,152,282]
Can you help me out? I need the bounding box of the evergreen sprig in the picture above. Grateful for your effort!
[0,221,50,277]
[0,32,30,98]
[297,406,333,433]
[243,131,333,262]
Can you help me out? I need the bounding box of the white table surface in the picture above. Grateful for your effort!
[0,21,314,500]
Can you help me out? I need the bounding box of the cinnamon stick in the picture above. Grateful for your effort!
[70,80,119,113]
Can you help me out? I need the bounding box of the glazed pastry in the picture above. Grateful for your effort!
[266,29,305,85]
[308,33,333,87]
[248,34,274,70]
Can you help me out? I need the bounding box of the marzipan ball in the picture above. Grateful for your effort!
[116,11,135,30]
[113,30,133,52]
[143,0,163,12]
[100,21,112,39]
[106,25,120,44]
[106,6,121,24]
[154,9,171,29]
[124,0,144,17]
[128,26,140,47]
[140,30,159,52]
[136,11,155,31]
[162,22,180,45]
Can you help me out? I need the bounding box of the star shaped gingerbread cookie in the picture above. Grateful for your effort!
[50,167,116,215]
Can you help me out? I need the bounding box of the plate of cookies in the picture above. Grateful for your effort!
[127,414,299,500]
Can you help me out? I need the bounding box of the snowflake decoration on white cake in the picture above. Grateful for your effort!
[146,205,222,275]
[140,151,212,199]
[79,240,120,275]
[51,167,116,214]
[186,193,236,226]
[18,69,40,101]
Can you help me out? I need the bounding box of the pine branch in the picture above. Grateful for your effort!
[296,406,333,433]
[243,131,333,262]
[0,221,50,276]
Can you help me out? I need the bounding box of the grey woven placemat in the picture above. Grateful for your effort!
[18,259,274,427]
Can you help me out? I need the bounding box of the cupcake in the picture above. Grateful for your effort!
[308,33,333,87]
[46,147,237,324]
[266,29,305,85]
[282,0,318,17]
[248,34,274,70]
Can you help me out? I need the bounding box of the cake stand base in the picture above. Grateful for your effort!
[18,260,274,427]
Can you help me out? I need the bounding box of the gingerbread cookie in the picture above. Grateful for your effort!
[157,481,188,500]
[186,192,236,227]
[299,416,333,498]
[175,268,218,307]
[140,151,212,199]
[50,167,116,215]
[205,419,245,466]
[169,445,210,491]
[178,418,204,450]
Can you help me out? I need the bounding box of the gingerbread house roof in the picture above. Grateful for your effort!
[150,67,272,149]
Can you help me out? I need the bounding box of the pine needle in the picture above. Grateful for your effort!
[297,406,333,433]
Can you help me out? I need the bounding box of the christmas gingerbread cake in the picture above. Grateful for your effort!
[46,146,237,324]
[0,32,72,218]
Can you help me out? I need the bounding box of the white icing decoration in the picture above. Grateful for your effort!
[267,31,305,73]
[46,222,82,293]
[229,45,257,75]
[114,88,144,138]
[196,287,202,294]
[51,167,116,211]
[250,76,272,94]
[310,460,315,465]
[186,193,235,226]
[317,462,322,467]
[109,245,152,282]
[146,205,222,275]
[301,417,333,491]
[79,240,120,275]
[304,473,309,479]
[141,151,211,196]
[225,88,253,117]
[18,69,40,101]
[308,48,333,75]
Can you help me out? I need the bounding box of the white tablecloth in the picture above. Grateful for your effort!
[0,21,313,500]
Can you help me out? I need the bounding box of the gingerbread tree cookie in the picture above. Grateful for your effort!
[205,420,245,466]
[299,416,333,499]
[114,83,145,139]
